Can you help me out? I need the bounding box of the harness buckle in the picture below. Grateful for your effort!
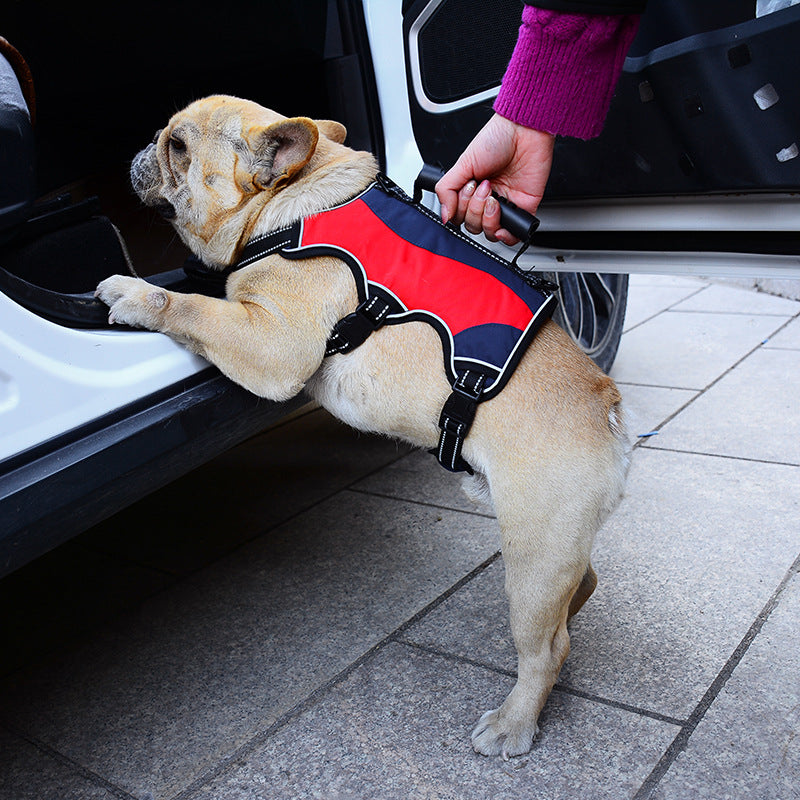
[325,295,391,356]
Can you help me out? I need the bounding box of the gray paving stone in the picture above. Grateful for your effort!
[353,448,494,516]
[610,311,790,390]
[0,492,498,800]
[654,573,800,800]
[624,280,707,332]
[643,348,800,465]
[764,315,800,350]
[0,540,171,678]
[79,407,412,575]
[399,448,800,722]
[0,728,121,800]
[672,283,800,315]
[189,643,679,800]
[716,277,800,302]
[617,384,698,439]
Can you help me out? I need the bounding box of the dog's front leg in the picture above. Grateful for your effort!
[95,274,323,400]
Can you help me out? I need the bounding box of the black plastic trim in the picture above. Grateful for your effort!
[0,369,306,578]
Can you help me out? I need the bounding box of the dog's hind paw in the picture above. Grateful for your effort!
[471,708,538,759]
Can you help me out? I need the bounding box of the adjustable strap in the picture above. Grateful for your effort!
[235,222,301,268]
[434,369,486,474]
[325,295,392,356]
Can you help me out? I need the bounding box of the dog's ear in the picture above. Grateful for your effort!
[251,117,319,190]
[315,119,347,144]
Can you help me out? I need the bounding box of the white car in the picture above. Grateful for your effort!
[1,0,798,574]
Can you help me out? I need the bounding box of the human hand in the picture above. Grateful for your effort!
[435,113,555,245]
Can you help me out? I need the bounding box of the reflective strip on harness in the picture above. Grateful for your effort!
[435,370,486,474]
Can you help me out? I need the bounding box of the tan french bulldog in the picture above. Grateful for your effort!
[96,95,629,758]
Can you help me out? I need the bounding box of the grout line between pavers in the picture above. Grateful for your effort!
[87,441,416,593]
[394,638,686,728]
[637,444,800,469]
[347,485,496,519]
[632,551,800,800]
[168,551,502,800]
[388,551,503,639]
[616,380,702,391]
[622,283,710,334]
[0,719,138,800]
[554,684,686,728]
[168,638,399,800]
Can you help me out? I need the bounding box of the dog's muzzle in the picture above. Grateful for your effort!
[130,143,157,195]
[154,200,176,219]
[130,142,175,219]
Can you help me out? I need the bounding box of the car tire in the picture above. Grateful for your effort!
[545,271,628,374]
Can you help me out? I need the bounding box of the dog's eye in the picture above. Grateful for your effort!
[169,135,186,152]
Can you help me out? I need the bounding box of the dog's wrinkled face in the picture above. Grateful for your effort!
[131,95,344,266]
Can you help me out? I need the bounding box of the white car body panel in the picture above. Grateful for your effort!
[0,293,207,460]
[363,0,423,195]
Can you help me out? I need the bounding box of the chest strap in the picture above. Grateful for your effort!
[322,291,485,473]
[325,299,484,473]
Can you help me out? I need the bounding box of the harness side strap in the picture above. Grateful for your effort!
[325,295,392,356]
[434,369,486,474]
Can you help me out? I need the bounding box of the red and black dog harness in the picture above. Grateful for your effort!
[229,174,557,472]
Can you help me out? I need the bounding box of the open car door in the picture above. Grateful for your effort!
[367,0,800,370]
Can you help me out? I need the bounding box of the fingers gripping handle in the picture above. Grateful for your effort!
[414,164,540,244]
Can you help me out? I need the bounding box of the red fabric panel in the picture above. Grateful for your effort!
[301,199,533,336]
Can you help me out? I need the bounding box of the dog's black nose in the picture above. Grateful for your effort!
[155,200,175,219]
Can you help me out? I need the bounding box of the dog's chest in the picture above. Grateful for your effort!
[306,322,448,440]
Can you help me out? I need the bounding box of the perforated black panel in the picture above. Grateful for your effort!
[416,0,521,102]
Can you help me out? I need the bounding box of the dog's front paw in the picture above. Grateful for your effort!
[95,275,169,329]
[471,708,538,759]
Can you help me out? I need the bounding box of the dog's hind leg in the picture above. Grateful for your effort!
[568,563,597,619]
[470,503,592,758]
[470,444,624,758]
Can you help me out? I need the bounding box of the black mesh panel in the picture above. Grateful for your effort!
[417,0,521,103]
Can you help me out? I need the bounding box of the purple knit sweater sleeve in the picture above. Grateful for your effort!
[494,6,640,139]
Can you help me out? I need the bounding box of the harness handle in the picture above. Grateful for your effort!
[413,165,540,245]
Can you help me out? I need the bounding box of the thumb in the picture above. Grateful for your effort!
[435,176,459,225]
[435,157,476,224]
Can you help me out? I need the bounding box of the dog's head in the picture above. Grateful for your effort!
[132,95,371,267]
